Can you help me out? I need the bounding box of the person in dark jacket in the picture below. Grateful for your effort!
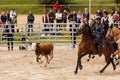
[27,10,34,36]
[91,17,104,57]
[48,10,55,28]
[83,8,89,20]
[6,20,14,51]
[62,10,68,30]
[1,11,7,25]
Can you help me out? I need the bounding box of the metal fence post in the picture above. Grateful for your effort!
[38,22,41,43]
[72,23,74,48]
[25,23,28,50]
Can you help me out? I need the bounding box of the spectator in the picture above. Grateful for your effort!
[1,11,7,27]
[77,11,82,27]
[48,9,55,28]
[101,11,113,35]
[42,11,50,35]
[68,11,73,22]
[62,9,68,30]
[53,0,60,12]
[111,9,115,16]
[73,11,77,22]
[112,10,120,22]
[6,20,14,51]
[94,9,103,19]
[83,8,89,20]
[27,10,34,36]
[10,9,16,32]
[6,10,11,21]
[55,9,62,30]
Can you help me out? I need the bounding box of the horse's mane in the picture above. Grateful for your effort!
[112,26,120,35]
[84,24,93,38]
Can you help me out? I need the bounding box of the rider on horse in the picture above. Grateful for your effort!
[91,16,104,57]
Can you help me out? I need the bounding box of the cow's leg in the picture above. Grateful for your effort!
[36,54,43,64]
[48,51,53,64]
[44,55,48,67]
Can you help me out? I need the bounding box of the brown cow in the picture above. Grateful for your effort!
[35,43,54,67]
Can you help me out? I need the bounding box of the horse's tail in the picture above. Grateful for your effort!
[112,42,118,51]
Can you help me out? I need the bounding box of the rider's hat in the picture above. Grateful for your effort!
[95,16,101,20]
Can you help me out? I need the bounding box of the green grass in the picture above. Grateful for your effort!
[0,0,118,14]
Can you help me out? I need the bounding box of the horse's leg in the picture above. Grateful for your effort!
[87,51,95,61]
[111,57,116,70]
[99,56,111,73]
[74,52,88,74]
[74,56,80,74]
[87,53,91,61]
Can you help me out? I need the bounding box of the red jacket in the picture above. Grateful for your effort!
[53,3,60,12]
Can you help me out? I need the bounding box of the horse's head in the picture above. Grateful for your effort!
[76,23,89,35]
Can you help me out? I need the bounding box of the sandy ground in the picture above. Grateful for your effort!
[0,46,120,80]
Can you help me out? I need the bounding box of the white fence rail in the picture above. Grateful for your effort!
[0,23,81,50]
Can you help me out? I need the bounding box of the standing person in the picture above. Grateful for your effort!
[48,9,55,28]
[42,11,50,35]
[55,9,62,30]
[94,9,103,19]
[10,9,16,32]
[6,20,14,51]
[1,11,7,26]
[6,10,11,21]
[73,11,77,22]
[83,8,89,20]
[77,11,82,27]
[1,12,7,41]
[62,10,68,30]
[112,10,120,22]
[27,10,35,36]
[53,0,60,13]
[101,11,113,35]
[111,9,115,16]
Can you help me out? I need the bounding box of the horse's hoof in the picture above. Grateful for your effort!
[74,71,78,74]
[87,59,90,62]
[48,61,50,64]
[116,62,119,66]
[79,65,83,70]
[99,70,103,73]
[92,56,95,59]
[113,67,116,70]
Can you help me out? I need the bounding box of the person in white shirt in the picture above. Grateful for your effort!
[9,9,16,32]
[101,11,113,35]
[55,9,62,30]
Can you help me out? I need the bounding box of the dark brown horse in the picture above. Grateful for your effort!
[74,23,118,74]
